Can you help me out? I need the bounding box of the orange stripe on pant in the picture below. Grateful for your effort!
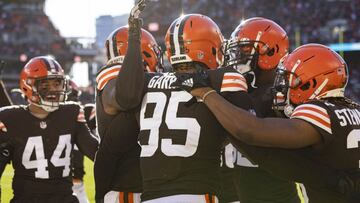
[205,194,210,203]
[128,192,134,203]
[119,192,124,203]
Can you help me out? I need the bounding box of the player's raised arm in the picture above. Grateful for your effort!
[114,0,146,110]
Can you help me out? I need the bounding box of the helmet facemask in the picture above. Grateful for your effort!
[31,75,68,112]
[143,44,163,72]
[224,39,268,72]
[272,63,302,117]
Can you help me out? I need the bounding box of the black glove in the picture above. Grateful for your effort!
[128,0,146,37]
[172,71,211,93]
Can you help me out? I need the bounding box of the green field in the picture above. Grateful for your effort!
[1,159,307,203]
[1,158,96,203]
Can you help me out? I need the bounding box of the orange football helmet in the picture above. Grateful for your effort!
[20,56,67,112]
[105,26,162,72]
[273,44,348,115]
[165,14,224,70]
[225,17,289,74]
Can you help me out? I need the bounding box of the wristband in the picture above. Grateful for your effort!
[201,89,216,102]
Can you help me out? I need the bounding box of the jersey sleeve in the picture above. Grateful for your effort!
[96,65,121,91]
[84,104,97,132]
[220,72,248,93]
[290,102,333,143]
[0,121,12,166]
[213,68,252,111]
[73,105,99,161]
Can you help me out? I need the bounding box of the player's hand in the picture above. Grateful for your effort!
[128,0,146,37]
[172,71,211,94]
[130,0,146,19]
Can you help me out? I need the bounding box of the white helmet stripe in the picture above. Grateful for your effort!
[172,15,186,55]
[286,59,301,104]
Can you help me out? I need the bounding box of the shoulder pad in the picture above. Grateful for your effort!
[220,70,247,93]
[96,64,122,91]
[291,101,332,134]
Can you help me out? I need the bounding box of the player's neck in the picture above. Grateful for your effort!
[28,104,50,119]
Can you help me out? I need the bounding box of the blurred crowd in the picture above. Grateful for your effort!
[0,2,72,64]
[142,0,360,46]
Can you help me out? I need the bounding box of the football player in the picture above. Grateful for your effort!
[0,56,99,203]
[112,5,254,202]
[93,2,162,202]
[223,17,302,203]
[176,44,360,203]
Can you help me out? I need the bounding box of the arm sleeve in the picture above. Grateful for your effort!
[94,112,139,200]
[75,122,99,161]
[71,148,85,180]
[0,139,12,178]
[115,20,145,110]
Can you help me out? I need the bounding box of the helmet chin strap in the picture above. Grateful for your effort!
[30,101,59,112]
[32,94,62,112]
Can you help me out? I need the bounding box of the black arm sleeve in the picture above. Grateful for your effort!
[115,19,145,110]
[75,122,99,161]
[71,149,85,180]
[0,140,12,177]
[94,112,140,200]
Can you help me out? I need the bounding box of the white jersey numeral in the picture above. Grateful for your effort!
[22,134,72,179]
[221,144,236,168]
[140,91,201,157]
[235,150,258,168]
[22,136,49,178]
[347,129,360,168]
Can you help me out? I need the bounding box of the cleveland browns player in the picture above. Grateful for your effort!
[178,44,360,203]
[0,56,99,203]
[111,10,253,202]
[223,17,302,203]
[94,2,162,201]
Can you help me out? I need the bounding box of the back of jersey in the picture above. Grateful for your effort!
[291,100,360,170]
[138,69,252,201]
[289,99,360,202]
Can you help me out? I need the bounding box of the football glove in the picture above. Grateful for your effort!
[128,0,146,37]
[172,71,211,93]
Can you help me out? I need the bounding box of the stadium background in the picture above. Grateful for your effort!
[1,0,360,202]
